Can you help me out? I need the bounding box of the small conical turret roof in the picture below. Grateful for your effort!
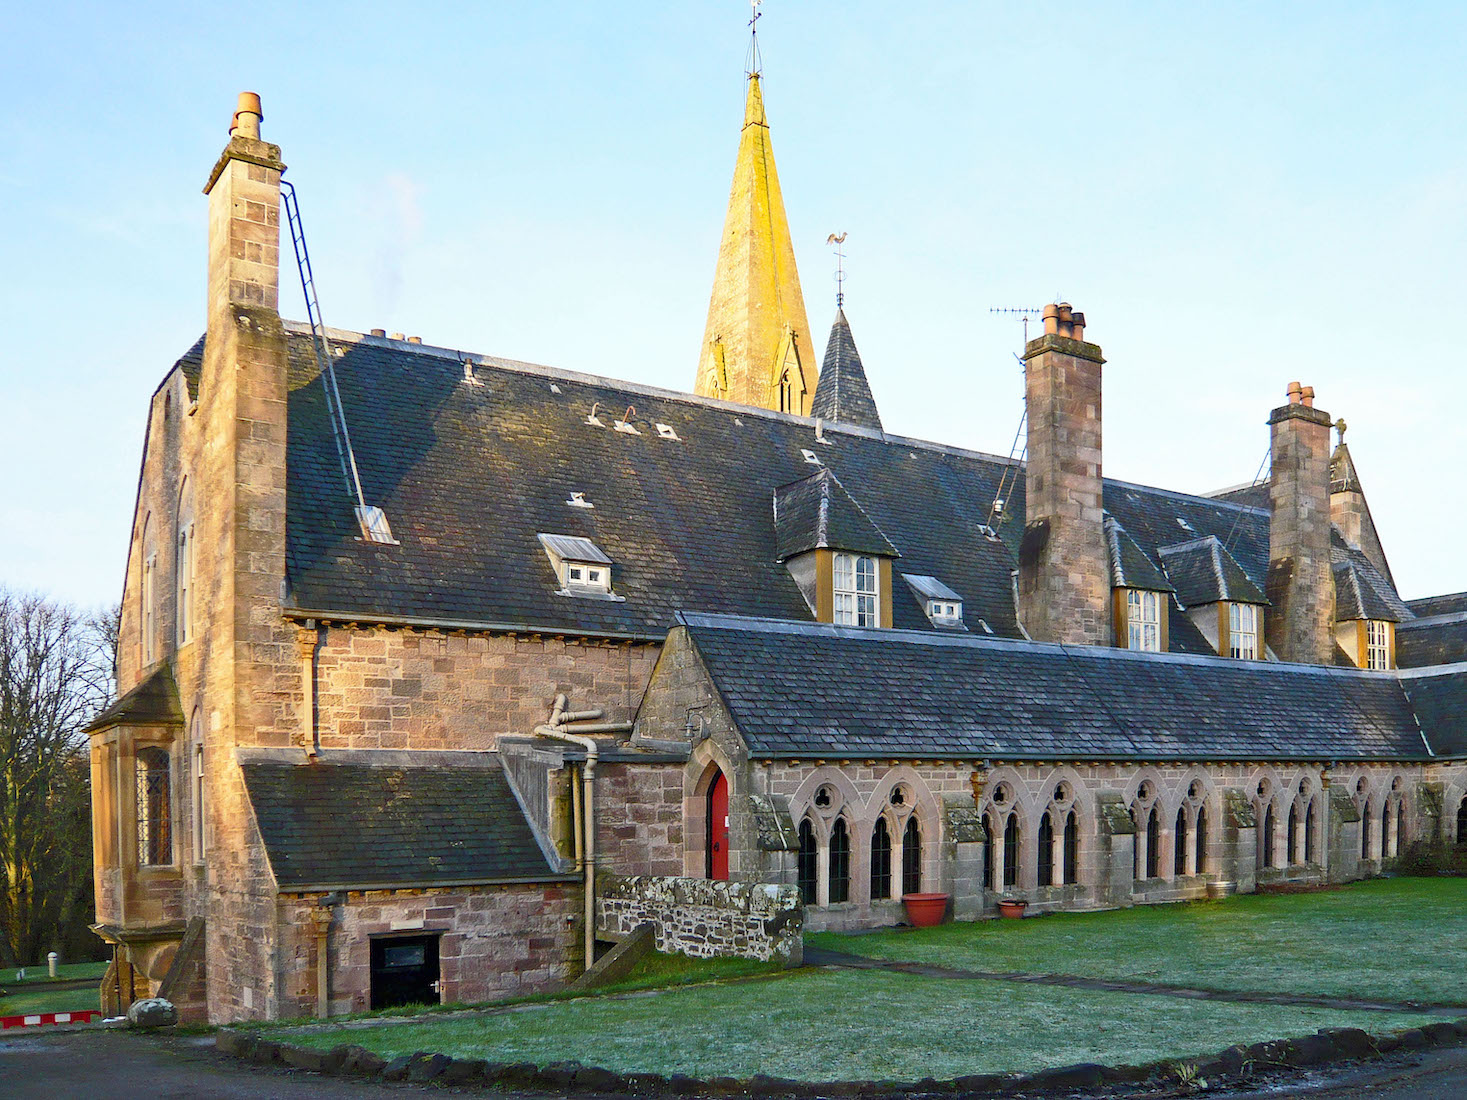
[694,75,815,415]
[810,309,882,431]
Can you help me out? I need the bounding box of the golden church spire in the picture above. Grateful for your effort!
[694,73,816,414]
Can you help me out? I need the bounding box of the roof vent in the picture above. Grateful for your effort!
[1176,517,1198,533]
[801,449,821,465]
[355,505,399,545]
[550,383,562,394]
[814,419,833,445]
[463,362,483,386]
[567,492,594,509]
[613,406,641,434]
[656,423,680,440]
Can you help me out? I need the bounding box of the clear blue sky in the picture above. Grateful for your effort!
[3,2,1465,609]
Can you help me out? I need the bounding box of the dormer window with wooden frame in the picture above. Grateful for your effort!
[538,533,622,601]
[1332,559,1401,670]
[772,469,900,630]
[1156,534,1269,660]
[1106,515,1175,654]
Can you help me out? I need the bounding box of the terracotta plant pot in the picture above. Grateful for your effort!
[997,898,1028,919]
[901,892,949,927]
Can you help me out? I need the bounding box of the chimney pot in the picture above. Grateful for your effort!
[369,328,386,337]
[1071,311,1086,340]
[390,332,406,341]
[230,91,263,140]
[1043,303,1061,336]
[1301,385,1315,408]
[407,336,422,345]
[1287,381,1303,405]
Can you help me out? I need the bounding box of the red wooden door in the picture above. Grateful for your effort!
[708,771,730,880]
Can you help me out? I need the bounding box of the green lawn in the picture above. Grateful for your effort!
[284,968,1441,1080]
[0,985,100,1017]
[808,878,1467,1005]
[2,961,106,985]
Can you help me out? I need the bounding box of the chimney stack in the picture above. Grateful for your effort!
[1017,303,1109,644]
[204,91,283,323]
[1266,382,1336,663]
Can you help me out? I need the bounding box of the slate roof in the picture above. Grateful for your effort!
[1409,592,1467,618]
[810,309,883,432]
[163,327,1425,664]
[1334,560,1403,623]
[1158,535,1267,609]
[87,662,182,732]
[1399,667,1467,757]
[238,750,568,890]
[1106,515,1174,593]
[772,468,899,561]
[1398,613,1467,669]
[675,612,1434,762]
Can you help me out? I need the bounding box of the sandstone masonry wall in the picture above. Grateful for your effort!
[597,873,802,965]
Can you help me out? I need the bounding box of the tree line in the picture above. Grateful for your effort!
[0,589,117,967]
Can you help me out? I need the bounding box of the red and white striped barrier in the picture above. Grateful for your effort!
[1,1010,100,1029]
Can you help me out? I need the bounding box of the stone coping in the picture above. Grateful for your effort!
[216,1017,1467,1096]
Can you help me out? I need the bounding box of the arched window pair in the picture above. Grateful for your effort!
[1037,809,1078,887]
[1131,782,1161,881]
[1173,804,1208,876]
[797,813,853,906]
[870,817,922,900]
[981,808,1022,890]
[1284,798,1317,866]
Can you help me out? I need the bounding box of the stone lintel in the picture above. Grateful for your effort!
[1023,332,1105,364]
[204,136,285,195]
[1268,403,1332,428]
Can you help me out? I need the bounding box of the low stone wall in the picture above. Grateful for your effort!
[596,873,802,965]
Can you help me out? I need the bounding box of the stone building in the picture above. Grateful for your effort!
[89,72,1467,1023]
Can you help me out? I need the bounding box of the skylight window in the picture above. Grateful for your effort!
[355,505,399,545]
[656,423,680,440]
[801,448,821,465]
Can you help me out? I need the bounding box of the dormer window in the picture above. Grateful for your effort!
[833,553,879,626]
[1229,603,1259,660]
[929,600,962,625]
[1126,589,1162,652]
[903,575,965,629]
[539,533,621,600]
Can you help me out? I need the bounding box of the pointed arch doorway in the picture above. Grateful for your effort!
[707,768,730,880]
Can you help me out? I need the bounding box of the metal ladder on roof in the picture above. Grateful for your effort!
[280,179,395,544]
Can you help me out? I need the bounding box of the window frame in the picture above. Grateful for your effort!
[1229,602,1258,659]
[1126,589,1162,652]
[136,745,174,868]
[828,818,852,904]
[563,561,611,593]
[1366,620,1392,670]
[901,816,922,897]
[833,552,880,627]
[870,818,892,901]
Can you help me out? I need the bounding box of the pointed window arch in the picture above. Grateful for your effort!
[1195,804,1208,875]
[1175,806,1188,877]
[870,818,892,901]
[901,816,922,896]
[1395,799,1405,857]
[176,480,195,646]
[1304,799,1316,864]
[982,813,995,890]
[1063,810,1079,885]
[1002,813,1020,889]
[1145,806,1161,879]
[1037,811,1055,887]
[1381,799,1392,859]
[829,818,851,904]
[1261,804,1276,869]
[797,819,818,905]
[1361,800,1372,860]
[1287,803,1299,865]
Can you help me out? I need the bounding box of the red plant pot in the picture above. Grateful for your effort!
[997,899,1028,919]
[902,892,949,927]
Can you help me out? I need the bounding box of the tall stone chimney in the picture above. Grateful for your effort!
[1266,382,1336,664]
[1018,303,1110,644]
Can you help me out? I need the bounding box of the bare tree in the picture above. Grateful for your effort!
[0,590,114,967]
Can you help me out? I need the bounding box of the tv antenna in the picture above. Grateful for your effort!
[746,0,763,76]
[989,306,1048,343]
[826,232,847,307]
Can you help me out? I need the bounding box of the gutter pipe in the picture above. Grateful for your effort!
[534,693,632,971]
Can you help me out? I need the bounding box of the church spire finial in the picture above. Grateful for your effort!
[746,0,763,77]
[826,232,847,308]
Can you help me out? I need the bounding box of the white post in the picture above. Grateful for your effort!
[47,952,58,978]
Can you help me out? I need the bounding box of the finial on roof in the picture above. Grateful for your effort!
[746,0,763,77]
[1335,417,1348,444]
[826,232,847,308]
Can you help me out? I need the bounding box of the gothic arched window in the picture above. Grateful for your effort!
[1361,801,1372,860]
[829,818,851,904]
[797,819,818,905]
[1304,799,1316,864]
[902,816,922,896]
[1195,804,1207,875]
[870,818,892,901]
[136,747,172,866]
[1174,806,1188,877]
[1002,813,1020,889]
[1145,806,1161,879]
[982,813,995,890]
[1287,804,1299,865]
[1261,805,1276,869]
[1037,811,1054,887]
[1063,810,1079,885]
